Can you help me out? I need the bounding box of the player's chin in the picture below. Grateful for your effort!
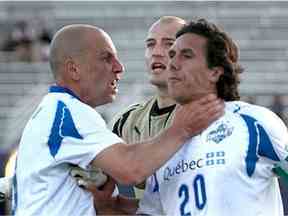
[97,95,116,106]
[150,78,166,87]
[168,90,185,104]
[107,94,117,103]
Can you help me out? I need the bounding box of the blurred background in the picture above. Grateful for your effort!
[0,1,288,209]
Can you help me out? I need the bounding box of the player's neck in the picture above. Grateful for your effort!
[153,85,176,109]
[157,97,176,109]
[156,90,176,109]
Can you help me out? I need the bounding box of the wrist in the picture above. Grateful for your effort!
[167,125,190,143]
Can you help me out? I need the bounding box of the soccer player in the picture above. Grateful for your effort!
[110,16,185,199]
[12,24,223,215]
[137,18,288,216]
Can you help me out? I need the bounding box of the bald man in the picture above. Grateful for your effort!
[12,24,224,215]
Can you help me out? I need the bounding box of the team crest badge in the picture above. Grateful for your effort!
[207,122,234,144]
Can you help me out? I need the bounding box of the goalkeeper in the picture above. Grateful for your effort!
[110,16,185,203]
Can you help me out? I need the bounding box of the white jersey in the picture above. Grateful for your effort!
[13,86,123,216]
[138,101,288,216]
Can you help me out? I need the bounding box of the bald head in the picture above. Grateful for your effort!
[149,16,186,33]
[49,24,110,79]
[145,16,186,90]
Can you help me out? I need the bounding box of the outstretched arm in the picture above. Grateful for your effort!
[92,94,224,185]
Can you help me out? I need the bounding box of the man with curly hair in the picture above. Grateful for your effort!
[137,18,288,216]
[92,18,288,216]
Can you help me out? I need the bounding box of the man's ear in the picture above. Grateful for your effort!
[210,66,224,83]
[65,57,80,81]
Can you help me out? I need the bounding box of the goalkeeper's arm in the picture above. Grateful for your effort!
[70,166,139,215]
[82,174,139,215]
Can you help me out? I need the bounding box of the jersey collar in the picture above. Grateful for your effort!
[150,100,176,116]
[49,85,82,102]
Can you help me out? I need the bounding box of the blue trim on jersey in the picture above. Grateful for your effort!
[152,173,159,192]
[233,104,241,113]
[241,114,279,177]
[241,114,259,177]
[48,101,83,157]
[257,124,280,161]
[49,85,82,102]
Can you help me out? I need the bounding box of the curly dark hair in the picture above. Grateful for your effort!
[176,18,243,101]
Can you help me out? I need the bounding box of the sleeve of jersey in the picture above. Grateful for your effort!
[251,107,288,177]
[255,108,288,162]
[136,175,165,215]
[52,105,123,169]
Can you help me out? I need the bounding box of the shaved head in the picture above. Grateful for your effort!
[48,24,123,107]
[145,16,186,90]
[149,16,186,33]
[49,24,111,79]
